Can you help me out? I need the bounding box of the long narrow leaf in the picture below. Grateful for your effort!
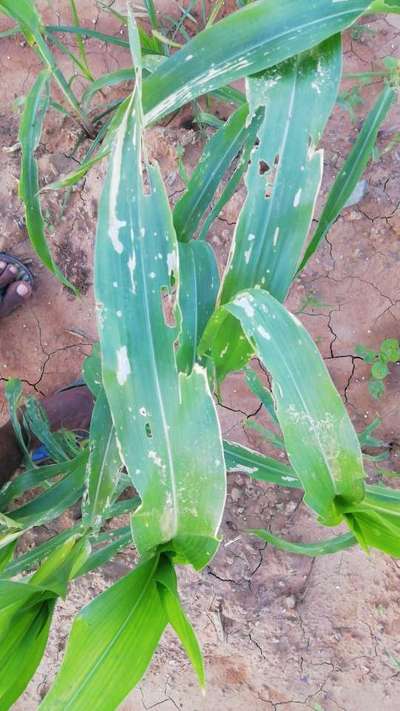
[176,241,219,373]
[40,556,167,711]
[250,529,357,555]
[94,21,226,569]
[156,556,205,687]
[0,454,86,511]
[173,104,249,242]
[18,70,75,290]
[0,1,92,133]
[4,379,30,463]
[298,84,396,271]
[223,440,300,488]
[200,37,342,382]
[226,290,365,525]
[82,390,121,528]
[142,0,372,124]
[0,537,87,709]
[197,110,263,241]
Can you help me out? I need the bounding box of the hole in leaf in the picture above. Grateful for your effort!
[259,160,270,175]
[264,155,279,199]
[180,116,195,130]
[145,422,152,438]
[161,286,176,328]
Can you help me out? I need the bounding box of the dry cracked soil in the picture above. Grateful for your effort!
[1,2,400,710]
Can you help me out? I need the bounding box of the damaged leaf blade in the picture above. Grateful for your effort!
[298,84,396,272]
[200,37,342,382]
[82,390,121,529]
[226,289,365,525]
[173,104,249,242]
[142,0,372,124]
[94,21,226,569]
[176,240,219,374]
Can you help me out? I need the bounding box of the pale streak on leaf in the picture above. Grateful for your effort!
[94,20,226,568]
[227,289,365,525]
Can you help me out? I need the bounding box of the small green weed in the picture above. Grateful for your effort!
[356,338,400,399]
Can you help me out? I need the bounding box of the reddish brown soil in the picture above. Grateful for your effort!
[0,3,399,710]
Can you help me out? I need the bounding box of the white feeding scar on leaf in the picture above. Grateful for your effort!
[148,450,163,468]
[293,189,302,207]
[273,227,280,247]
[167,251,178,275]
[257,325,271,340]
[234,295,254,318]
[244,247,253,264]
[108,114,128,254]
[116,346,131,385]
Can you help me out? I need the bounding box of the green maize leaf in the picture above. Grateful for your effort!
[3,524,131,581]
[82,389,121,529]
[298,85,396,271]
[82,343,103,397]
[46,31,94,82]
[223,440,300,488]
[357,418,386,449]
[0,26,18,38]
[40,556,168,711]
[0,514,23,551]
[18,70,75,291]
[143,0,159,29]
[94,21,226,568]
[41,96,132,194]
[0,0,41,36]
[200,37,342,382]
[142,0,371,125]
[75,530,132,578]
[23,396,78,463]
[339,484,400,556]
[0,2,93,133]
[173,103,249,242]
[250,528,357,555]
[0,597,55,709]
[30,534,89,598]
[176,240,220,373]
[82,67,135,107]
[0,536,88,709]
[244,419,285,451]
[368,0,400,11]
[0,541,16,572]
[3,450,88,538]
[45,24,130,47]
[41,152,107,192]
[197,109,263,241]
[244,366,278,423]
[2,526,82,578]
[0,453,87,511]
[68,0,94,82]
[155,556,205,687]
[4,378,30,462]
[210,86,246,106]
[45,23,162,55]
[226,289,365,525]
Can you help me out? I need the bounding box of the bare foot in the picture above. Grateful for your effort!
[0,259,32,319]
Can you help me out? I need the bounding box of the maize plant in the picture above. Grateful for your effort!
[0,0,400,708]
